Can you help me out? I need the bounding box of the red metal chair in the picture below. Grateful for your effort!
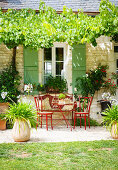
[73,97,93,130]
[34,95,53,130]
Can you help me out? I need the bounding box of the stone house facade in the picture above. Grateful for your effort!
[0,0,118,123]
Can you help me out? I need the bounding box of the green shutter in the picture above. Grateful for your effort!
[23,47,39,94]
[72,44,86,93]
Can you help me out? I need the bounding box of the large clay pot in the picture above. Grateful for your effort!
[0,103,9,130]
[111,122,118,139]
[12,119,30,142]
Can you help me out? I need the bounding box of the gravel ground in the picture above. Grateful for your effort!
[0,126,115,143]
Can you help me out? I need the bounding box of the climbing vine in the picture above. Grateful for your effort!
[0,0,118,49]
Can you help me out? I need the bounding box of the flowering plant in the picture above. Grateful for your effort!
[102,78,117,95]
[24,84,33,94]
[102,92,111,100]
[75,64,108,96]
[111,72,118,80]
[1,92,17,104]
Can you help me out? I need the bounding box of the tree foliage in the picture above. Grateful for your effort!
[0,0,118,49]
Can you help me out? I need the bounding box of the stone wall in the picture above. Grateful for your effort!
[0,43,13,72]
[16,46,24,92]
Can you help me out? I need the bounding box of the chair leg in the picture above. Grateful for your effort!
[85,116,86,130]
[80,116,81,128]
[74,115,76,129]
[88,116,90,128]
[41,115,42,128]
[46,115,48,131]
[36,113,39,129]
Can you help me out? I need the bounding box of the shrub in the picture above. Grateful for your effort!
[75,64,108,97]
[72,118,100,126]
[0,63,21,103]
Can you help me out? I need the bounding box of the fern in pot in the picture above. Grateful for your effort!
[5,102,37,142]
[1,92,37,142]
[102,104,118,139]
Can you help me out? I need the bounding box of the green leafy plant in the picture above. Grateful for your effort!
[45,76,68,93]
[37,83,45,92]
[58,93,66,100]
[4,102,37,128]
[75,64,108,97]
[0,63,21,103]
[102,105,118,135]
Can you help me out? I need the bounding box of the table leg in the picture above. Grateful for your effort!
[62,112,72,131]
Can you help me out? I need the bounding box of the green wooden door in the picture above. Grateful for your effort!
[23,47,39,94]
[72,44,86,93]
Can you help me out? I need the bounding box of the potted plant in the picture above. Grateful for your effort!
[58,93,66,104]
[102,104,118,139]
[44,76,68,93]
[99,92,112,115]
[4,102,37,142]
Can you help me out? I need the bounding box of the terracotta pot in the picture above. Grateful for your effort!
[111,122,118,139]
[0,119,6,130]
[46,87,60,93]
[0,103,9,130]
[12,119,30,142]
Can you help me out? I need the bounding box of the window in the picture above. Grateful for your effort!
[56,48,64,77]
[114,46,118,53]
[44,48,52,83]
[43,44,65,83]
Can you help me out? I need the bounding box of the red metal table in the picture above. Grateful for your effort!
[52,103,74,131]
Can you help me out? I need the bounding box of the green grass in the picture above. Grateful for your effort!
[0,140,118,170]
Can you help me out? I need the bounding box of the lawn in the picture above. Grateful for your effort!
[0,140,118,170]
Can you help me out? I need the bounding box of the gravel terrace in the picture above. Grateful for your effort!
[0,126,116,143]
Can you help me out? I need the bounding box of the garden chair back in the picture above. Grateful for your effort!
[34,95,53,130]
[74,96,93,130]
